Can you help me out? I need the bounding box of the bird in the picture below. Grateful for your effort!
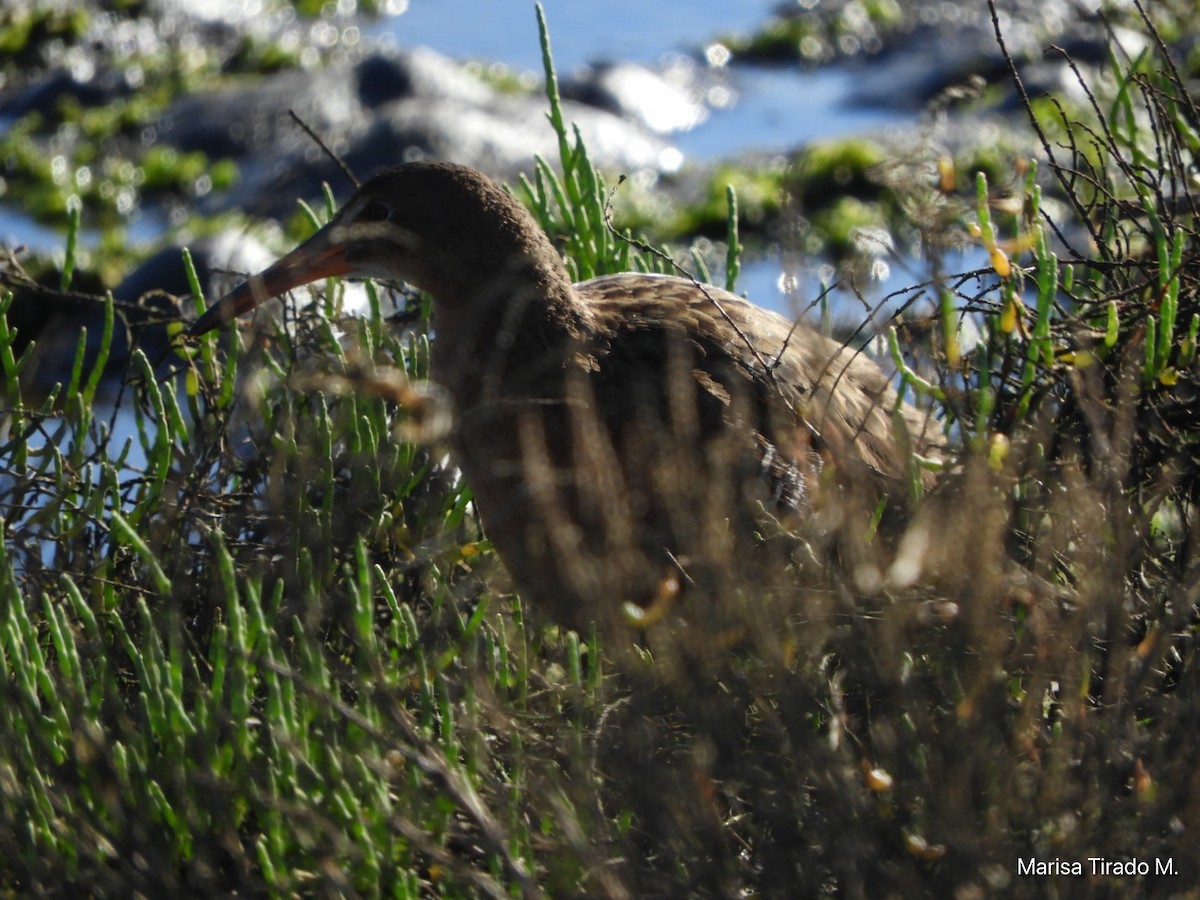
[189,161,943,632]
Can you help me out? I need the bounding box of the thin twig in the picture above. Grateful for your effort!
[288,108,360,189]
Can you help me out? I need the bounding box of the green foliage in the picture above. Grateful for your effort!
[671,162,787,241]
[0,4,89,61]
[514,5,652,282]
[0,268,552,894]
[716,0,903,65]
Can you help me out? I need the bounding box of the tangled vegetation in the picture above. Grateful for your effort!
[2,3,1198,896]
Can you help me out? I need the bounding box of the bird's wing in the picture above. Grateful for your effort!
[577,273,943,488]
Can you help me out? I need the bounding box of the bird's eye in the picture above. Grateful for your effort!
[363,200,391,222]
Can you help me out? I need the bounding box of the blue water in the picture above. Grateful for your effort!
[0,201,64,258]
[380,1,776,71]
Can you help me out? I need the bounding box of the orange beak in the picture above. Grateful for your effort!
[188,224,354,337]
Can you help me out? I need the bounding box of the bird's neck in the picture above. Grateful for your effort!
[428,251,593,405]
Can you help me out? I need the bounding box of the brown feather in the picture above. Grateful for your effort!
[192,162,945,630]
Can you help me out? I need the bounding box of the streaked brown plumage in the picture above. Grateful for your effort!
[190,161,942,630]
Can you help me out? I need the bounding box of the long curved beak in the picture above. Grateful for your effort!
[188,223,354,337]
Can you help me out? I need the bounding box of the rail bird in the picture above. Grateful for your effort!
[190,162,942,631]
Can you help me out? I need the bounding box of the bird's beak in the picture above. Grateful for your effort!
[188,223,354,337]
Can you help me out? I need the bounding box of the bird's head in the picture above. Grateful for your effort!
[188,162,559,338]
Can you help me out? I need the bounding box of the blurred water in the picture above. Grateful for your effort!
[379,1,777,72]
[0,205,64,257]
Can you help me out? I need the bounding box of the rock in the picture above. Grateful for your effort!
[562,60,708,134]
[156,45,679,220]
